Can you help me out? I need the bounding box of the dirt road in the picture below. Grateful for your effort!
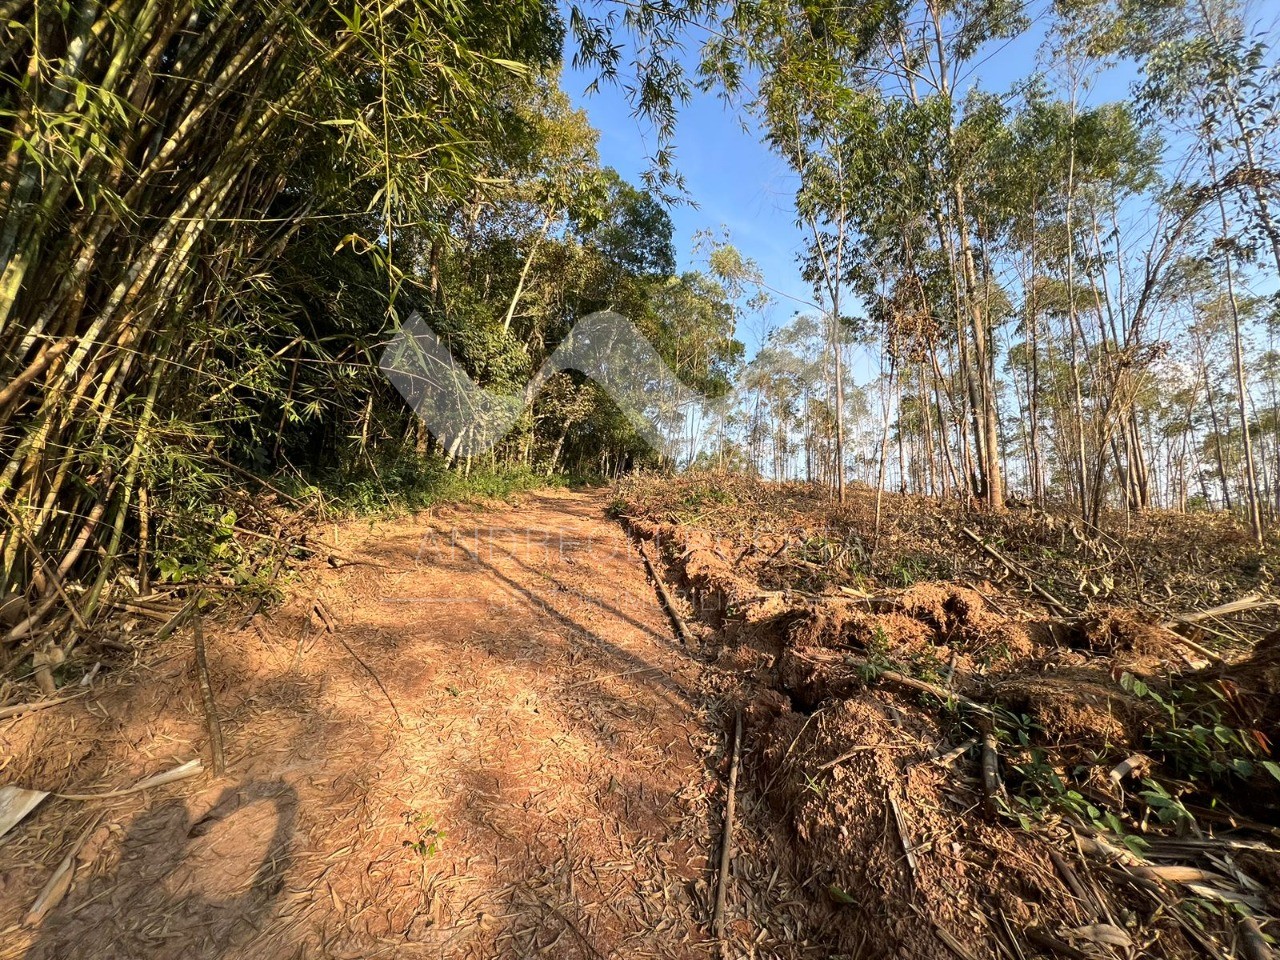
[0,490,721,959]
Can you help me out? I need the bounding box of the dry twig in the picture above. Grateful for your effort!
[638,541,693,644]
[24,814,102,926]
[713,710,742,955]
[193,614,226,775]
[960,527,1072,614]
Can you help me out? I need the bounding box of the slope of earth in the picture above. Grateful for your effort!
[0,489,723,960]
[617,473,1280,960]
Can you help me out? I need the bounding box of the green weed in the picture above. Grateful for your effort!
[403,811,446,859]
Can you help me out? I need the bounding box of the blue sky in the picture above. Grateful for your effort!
[560,57,815,351]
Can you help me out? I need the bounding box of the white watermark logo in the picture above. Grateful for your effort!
[380,310,725,457]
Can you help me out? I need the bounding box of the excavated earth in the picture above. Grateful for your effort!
[618,476,1280,960]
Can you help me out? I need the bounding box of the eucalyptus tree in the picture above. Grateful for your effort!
[1079,0,1280,537]
[703,0,1036,509]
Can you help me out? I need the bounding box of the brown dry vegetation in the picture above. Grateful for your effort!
[617,473,1280,960]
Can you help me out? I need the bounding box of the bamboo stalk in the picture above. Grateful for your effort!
[638,540,693,644]
[193,614,225,776]
[712,710,742,955]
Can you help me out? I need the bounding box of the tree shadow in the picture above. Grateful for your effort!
[23,781,297,960]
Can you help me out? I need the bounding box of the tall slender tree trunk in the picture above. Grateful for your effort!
[1217,209,1263,542]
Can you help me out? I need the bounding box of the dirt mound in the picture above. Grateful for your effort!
[1071,607,1178,659]
[897,583,1036,663]
[745,691,1090,959]
[994,666,1156,751]
[787,599,932,651]
[619,476,1280,959]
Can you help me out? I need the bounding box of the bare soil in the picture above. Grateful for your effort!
[0,490,722,959]
[3,478,1279,960]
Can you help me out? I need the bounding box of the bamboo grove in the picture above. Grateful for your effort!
[0,0,531,629]
[0,0,741,652]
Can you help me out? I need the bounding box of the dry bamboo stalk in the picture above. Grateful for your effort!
[843,656,993,717]
[712,710,742,955]
[1156,624,1225,664]
[1163,592,1278,628]
[193,614,225,776]
[54,758,203,801]
[638,540,693,644]
[24,813,102,927]
[0,690,87,720]
[959,527,1072,614]
[980,733,1003,817]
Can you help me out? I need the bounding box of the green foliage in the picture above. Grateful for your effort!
[0,0,748,625]
[1119,672,1276,785]
[402,811,446,859]
[991,707,1145,852]
[989,673,1277,850]
[318,454,561,517]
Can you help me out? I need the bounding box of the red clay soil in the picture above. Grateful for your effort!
[0,490,719,959]
[618,478,1280,960]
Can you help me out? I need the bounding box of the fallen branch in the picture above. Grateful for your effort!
[24,813,102,927]
[638,541,692,644]
[55,758,203,801]
[1163,593,1278,629]
[0,691,88,720]
[193,615,226,775]
[960,527,1072,615]
[843,657,993,718]
[713,710,742,956]
[980,733,1003,817]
